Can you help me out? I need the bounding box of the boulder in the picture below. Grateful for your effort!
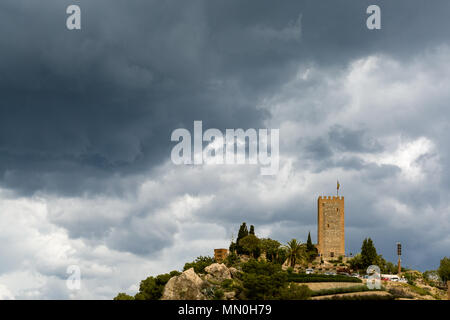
[239,255,250,263]
[228,267,240,278]
[161,268,207,300]
[205,263,232,282]
[224,291,236,300]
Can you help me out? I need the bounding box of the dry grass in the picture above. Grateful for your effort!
[301,282,363,291]
[383,281,446,300]
[311,291,391,300]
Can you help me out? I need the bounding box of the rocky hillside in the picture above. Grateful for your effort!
[114,260,448,300]
[161,264,239,300]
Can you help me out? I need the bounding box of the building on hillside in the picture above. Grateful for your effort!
[214,248,229,262]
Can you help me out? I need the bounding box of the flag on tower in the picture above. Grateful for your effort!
[337,180,340,190]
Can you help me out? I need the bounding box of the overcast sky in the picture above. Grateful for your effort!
[0,0,449,299]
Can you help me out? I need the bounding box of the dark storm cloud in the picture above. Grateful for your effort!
[304,137,334,160]
[328,125,383,153]
[0,2,449,298]
[360,163,400,181]
[1,0,450,195]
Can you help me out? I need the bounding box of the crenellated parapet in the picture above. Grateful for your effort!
[318,195,344,201]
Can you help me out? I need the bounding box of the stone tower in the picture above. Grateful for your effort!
[317,196,345,259]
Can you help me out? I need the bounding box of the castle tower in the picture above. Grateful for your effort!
[317,196,345,259]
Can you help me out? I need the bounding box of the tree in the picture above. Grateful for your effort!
[229,241,237,253]
[438,257,450,283]
[375,255,397,274]
[285,239,305,267]
[240,260,288,299]
[306,232,313,251]
[260,238,281,262]
[348,253,363,271]
[133,270,181,300]
[279,284,312,300]
[183,256,215,273]
[236,222,249,254]
[239,234,261,258]
[360,238,378,269]
[249,225,255,235]
[305,232,318,262]
[423,270,440,284]
[114,293,135,300]
[275,247,288,265]
[225,251,239,267]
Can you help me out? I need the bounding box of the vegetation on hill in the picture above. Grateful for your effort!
[311,284,378,297]
[113,223,449,300]
[114,270,181,300]
[287,273,362,283]
[183,256,215,274]
[348,237,398,274]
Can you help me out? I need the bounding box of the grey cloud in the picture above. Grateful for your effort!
[360,163,400,181]
[0,0,450,299]
[2,0,450,195]
[328,126,383,153]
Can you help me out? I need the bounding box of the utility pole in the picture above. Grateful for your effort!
[397,242,402,275]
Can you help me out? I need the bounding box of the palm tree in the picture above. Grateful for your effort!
[285,239,304,267]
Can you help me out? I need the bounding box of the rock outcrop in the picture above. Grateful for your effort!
[228,267,240,278]
[204,263,232,282]
[161,268,207,300]
[224,291,236,300]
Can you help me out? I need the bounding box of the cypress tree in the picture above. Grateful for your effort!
[306,231,318,262]
[361,238,378,268]
[236,223,249,254]
[306,232,314,252]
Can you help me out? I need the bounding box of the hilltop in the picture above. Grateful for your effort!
[114,223,450,300]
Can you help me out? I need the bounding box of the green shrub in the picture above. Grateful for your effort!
[241,259,282,275]
[311,285,379,297]
[213,288,225,300]
[133,270,181,300]
[240,260,288,300]
[241,272,287,300]
[279,284,312,300]
[114,293,135,300]
[183,256,215,274]
[404,273,416,285]
[225,252,239,267]
[438,257,450,283]
[409,285,431,296]
[287,273,362,283]
[221,279,233,290]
